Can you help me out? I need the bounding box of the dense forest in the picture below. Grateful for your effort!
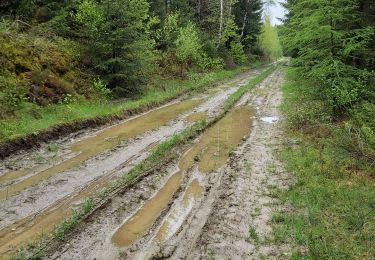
[277,0,375,258]
[0,0,282,126]
[280,0,375,168]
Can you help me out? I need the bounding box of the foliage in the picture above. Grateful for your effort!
[76,0,104,36]
[175,22,204,75]
[277,67,375,259]
[93,78,112,98]
[259,15,282,61]
[280,0,375,110]
[230,38,247,65]
[233,0,263,52]
[76,0,156,96]
[154,12,180,50]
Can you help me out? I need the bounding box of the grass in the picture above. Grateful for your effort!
[274,67,375,259]
[11,63,278,259]
[248,226,260,243]
[223,65,276,111]
[0,68,246,143]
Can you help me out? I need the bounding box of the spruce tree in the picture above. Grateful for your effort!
[281,0,375,109]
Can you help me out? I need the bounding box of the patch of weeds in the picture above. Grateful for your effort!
[273,225,288,243]
[52,198,93,240]
[258,253,267,260]
[266,163,277,175]
[271,213,285,224]
[33,154,44,163]
[251,207,261,218]
[248,226,259,243]
[269,188,281,199]
[47,144,59,152]
[208,249,216,260]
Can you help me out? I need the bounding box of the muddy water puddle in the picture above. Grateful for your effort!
[111,106,254,247]
[0,99,203,201]
[0,142,160,258]
[185,112,207,123]
[155,177,204,242]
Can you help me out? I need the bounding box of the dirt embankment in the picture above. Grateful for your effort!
[47,68,292,259]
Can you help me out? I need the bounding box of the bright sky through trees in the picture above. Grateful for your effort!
[269,0,286,25]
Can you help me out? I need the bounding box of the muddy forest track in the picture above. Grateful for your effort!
[0,68,266,258]
[44,67,291,259]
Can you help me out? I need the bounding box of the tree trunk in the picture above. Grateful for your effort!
[217,0,224,49]
[240,11,248,40]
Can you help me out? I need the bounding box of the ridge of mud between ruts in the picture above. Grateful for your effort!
[0,68,266,258]
[46,68,293,259]
[0,67,267,160]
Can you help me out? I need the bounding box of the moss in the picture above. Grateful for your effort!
[0,21,92,114]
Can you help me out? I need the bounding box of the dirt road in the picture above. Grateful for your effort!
[44,68,291,259]
[0,68,266,258]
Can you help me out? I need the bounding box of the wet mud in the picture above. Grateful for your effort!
[0,99,202,200]
[111,106,253,248]
[0,68,263,258]
[49,70,286,260]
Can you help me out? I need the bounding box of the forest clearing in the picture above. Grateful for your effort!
[0,0,374,259]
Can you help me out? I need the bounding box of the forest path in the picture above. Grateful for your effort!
[0,68,264,258]
[51,68,291,259]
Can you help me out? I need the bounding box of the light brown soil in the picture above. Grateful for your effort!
[0,69,263,258]
[46,68,292,260]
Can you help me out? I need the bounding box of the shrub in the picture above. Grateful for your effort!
[93,78,112,99]
[230,39,247,65]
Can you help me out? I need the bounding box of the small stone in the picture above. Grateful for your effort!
[194,155,200,162]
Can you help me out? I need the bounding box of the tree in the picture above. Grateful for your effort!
[175,22,204,76]
[259,15,282,61]
[76,0,156,96]
[281,0,375,109]
[233,0,263,51]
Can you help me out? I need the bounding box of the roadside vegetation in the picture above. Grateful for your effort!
[274,0,375,258]
[0,0,281,144]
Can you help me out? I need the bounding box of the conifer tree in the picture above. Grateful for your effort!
[281,0,375,109]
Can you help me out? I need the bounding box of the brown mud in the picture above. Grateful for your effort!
[48,68,291,260]
[0,99,202,200]
[111,106,253,248]
[0,68,263,258]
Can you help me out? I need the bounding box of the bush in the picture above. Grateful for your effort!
[0,75,27,118]
[199,56,224,71]
[175,22,204,76]
[230,39,247,65]
[93,78,112,99]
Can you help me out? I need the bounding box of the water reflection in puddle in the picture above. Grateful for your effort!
[111,106,254,247]
[260,116,279,123]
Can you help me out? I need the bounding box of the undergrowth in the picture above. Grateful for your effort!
[274,68,375,259]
